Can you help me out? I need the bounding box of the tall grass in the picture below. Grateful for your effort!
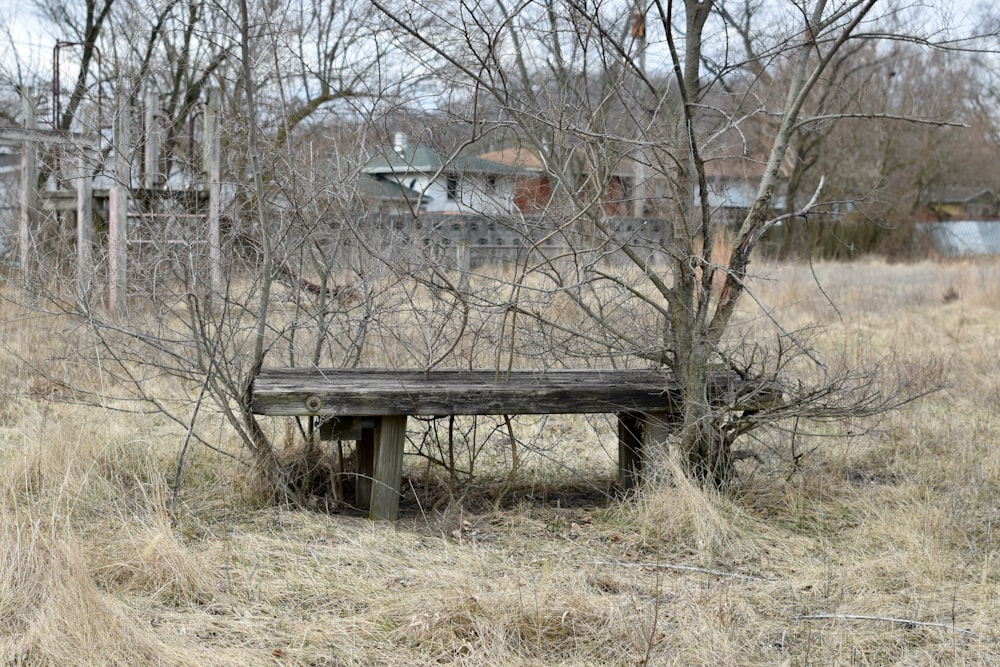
[1,258,999,664]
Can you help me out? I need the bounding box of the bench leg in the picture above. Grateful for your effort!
[618,412,643,490]
[370,415,407,520]
[355,419,376,510]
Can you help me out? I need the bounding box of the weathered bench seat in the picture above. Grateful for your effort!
[250,368,756,519]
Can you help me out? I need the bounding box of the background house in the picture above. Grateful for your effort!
[362,134,531,215]
[699,153,787,232]
[918,220,1000,255]
[356,174,424,216]
[362,135,655,218]
[475,147,551,213]
[912,186,1000,255]
[919,187,999,221]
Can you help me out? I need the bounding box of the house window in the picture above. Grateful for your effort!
[447,175,459,200]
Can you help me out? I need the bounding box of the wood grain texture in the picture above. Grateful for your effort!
[249,368,737,417]
[370,416,406,521]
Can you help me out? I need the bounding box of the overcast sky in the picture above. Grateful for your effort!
[0,0,994,93]
[1,1,58,78]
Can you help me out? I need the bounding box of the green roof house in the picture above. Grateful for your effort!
[362,133,533,215]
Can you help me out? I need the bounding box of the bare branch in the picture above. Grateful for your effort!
[798,614,975,635]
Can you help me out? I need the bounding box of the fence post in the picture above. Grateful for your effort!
[456,239,470,291]
[143,90,161,189]
[18,93,38,288]
[76,148,93,297]
[109,95,130,314]
[204,87,222,297]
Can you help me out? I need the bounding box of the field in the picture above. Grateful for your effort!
[1,258,999,665]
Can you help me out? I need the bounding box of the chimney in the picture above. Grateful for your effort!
[393,132,408,153]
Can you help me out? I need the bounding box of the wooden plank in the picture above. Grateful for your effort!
[0,126,92,146]
[370,416,406,520]
[250,368,694,417]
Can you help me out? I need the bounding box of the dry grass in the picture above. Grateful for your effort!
[2,258,1000,665]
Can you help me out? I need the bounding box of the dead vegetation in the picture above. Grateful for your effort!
[1,258,999,665]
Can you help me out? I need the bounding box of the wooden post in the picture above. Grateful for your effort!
[370,415,406,521]
[143,91,161,189]
[203,88,222,296]
[618,411,643,489]
[18,94,37,288]
[355,418,376,510]
[76,148,93,296]
[109,97,130,314]
[456,239,470,292]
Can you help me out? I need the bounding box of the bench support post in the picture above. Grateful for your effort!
[370,415,407,520]
[355,419,376,510]
[618,412,643,490]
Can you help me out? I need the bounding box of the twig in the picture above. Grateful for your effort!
[809,253,842,321]
[589,560,775,583]
[795,112,967,129]
[171,369,212,514]
[492,415,519,513]
[712,265,829,370]
[408,478,428,526]
[797,614,975,634]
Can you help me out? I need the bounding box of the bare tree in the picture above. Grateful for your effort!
[360,0,963,485]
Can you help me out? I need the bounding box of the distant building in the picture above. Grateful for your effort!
[361,134,658,218]
[361,133,532,215]
[918,221,1000,256]
[358,132,785,248]
[911,186,1000,255]
[474,147,552,213]
[700,156,782,230]
[356,174,424,216]
[919,187,999,221]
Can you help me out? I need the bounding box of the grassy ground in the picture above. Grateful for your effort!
[1,258,999,665]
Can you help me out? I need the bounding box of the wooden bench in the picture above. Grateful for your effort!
[250,368,755,519]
